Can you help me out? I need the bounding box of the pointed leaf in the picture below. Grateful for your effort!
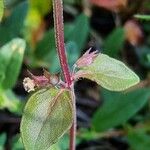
[77,54,139,91]
[103,27,125,57]
[0,2,28,46]
[21,88,73,150]
[92,88,150,132]
[68,13,90,52]
[0,38,26,89]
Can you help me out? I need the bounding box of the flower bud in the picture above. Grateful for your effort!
[23,77,35,92]
[75,49,98,68]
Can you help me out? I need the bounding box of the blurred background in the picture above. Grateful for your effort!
[0,0,150,149]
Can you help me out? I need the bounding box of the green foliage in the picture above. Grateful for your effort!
[92,88,150,132]
[0,0,4,21]
[12,135,24,150]
[29,0,52,16]
[21,88,73,149]
[0,38,26,89]
[34,13,89,71]
[103,27,125,57]
[136,46,150,68]
[68,13,89,52]
[0,1,28,46]
[78,54,139,91]
[127,128,150,150]
[0,89,22,114]
[0,133,6,150]
[0,1,149,149]
[134,14,150,21]
[64,0,76,4]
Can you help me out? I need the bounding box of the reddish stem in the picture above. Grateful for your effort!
[52,0,76,150]
[69,89,76,150]
[52,0,72,87]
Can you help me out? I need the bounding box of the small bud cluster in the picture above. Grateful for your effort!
[23,69,61,92]
[75,48,98,68]
[23,49,98,92]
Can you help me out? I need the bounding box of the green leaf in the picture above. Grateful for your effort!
[0,38,26,89]
[21,88,73,150]
[0,89,22,114]
[66,41,79,67]
[127,129,150,150]
[0,1,28,46]
[136,46,150,68]
[134,14,150,21]
[68,13,89,52]
[49,41,79,72]
[0,0,4,21]
[0,72,4,84]
[78,54,139,91]
[0,133,6,150]
[35,24,73,59]
[103,27,125,57]
[29,0,52,16]
[92,88,150,132]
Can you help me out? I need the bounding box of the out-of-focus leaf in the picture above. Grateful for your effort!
[103,27,125,57]
[35,24,73,59]
[64,0,76,4]
[49,41,79,72]
[77,54,139,91]
[24,8,42,40]
[0,38,26,89]
[134,14,150,21]
[127,128,150,150]
[21,88,73,150]
[34,23,80,72]
[34,13,89,71]
[136,46,150,68]
[68,13,89,52]
[35,28,55,59]
[0,89,22,114]
[0,1,28,46]
[66,41,79,67]
[24,0,52,44]
[12,135,24,150]
[0,0,4,21]
[0,73,4,84]
[92,88,150,132]
[0,133,6,149]
[29,0,52,16]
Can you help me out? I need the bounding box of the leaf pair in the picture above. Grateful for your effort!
[21,88,73,150]
[21,52,140,149]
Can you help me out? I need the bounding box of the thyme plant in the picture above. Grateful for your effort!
[20,0,139,150]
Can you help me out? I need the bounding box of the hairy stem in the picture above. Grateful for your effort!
[70,88,76,150]
[52,0,76,150]
[52,0,72,87]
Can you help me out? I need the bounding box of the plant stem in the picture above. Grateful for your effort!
[69,88,76,150]
[52,0,72,87]
[52,0,76,150]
